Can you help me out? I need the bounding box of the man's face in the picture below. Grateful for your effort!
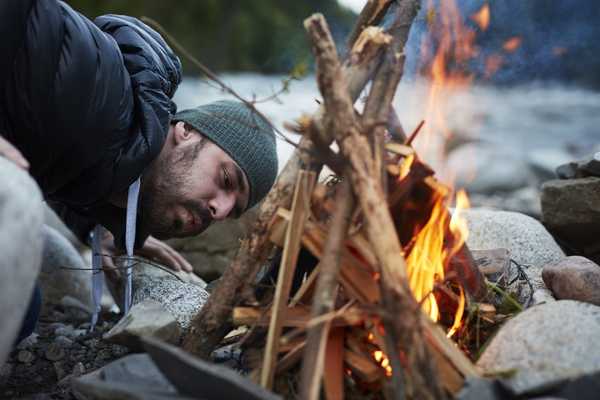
[140,122,250,239]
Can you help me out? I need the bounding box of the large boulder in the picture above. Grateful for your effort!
[37,225,94,317]
[542,256,600,305]
[0,158,45,365]
[477,300,600,396]
[166,208,257,282]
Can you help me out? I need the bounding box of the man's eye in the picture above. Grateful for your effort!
[223,168,231,188]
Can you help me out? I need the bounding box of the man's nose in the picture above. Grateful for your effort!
[207,191,236,221]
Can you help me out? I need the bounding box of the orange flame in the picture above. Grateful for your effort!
[405,189,469,332]
[503,36,522,53]
[470,4,490,31]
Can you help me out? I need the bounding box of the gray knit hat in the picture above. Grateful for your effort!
[172,100,278,210]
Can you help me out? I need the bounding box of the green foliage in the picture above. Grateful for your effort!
[65,0,356,74]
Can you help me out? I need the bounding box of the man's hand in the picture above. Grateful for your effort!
[136,235,193,272]
[99,231,193,280]
[0,135,29,170]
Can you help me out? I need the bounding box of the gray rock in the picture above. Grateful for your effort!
[0,158,44,366]
[144,336,282,400]
[462,208,565,296]
[446,143,536,194]
[132,263,210,332]
[464,208,565,267]
[542,256,600,305]
[555,151,600,179]
[104,300,182,351]
[38,225,93,316]
[17,350,35,364]
[45,342,66,361]
[477,300,600,395]
[531,288,556,306]
[43,203,83,250]
[54,335,74,349]
[72,353,193,400]
[541,177,600,250]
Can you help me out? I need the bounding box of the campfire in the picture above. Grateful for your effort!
[181,0,520,398]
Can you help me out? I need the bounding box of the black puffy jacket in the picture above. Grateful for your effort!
[0,0,182,246]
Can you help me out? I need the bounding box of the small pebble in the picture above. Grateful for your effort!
[17,350,35,364]
[72,362,85,376]
[54,335,74,348]
[45,342,66,361]
[53,362,67,380]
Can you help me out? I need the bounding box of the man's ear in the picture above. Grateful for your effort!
[172,121,194,145]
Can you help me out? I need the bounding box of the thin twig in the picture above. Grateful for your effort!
[406,120,425,146]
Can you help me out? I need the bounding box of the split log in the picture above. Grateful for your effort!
[300,179,355,400]
[182,2,398,359]
[261,171,316,389]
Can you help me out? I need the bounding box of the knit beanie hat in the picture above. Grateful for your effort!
[172,100,278,210]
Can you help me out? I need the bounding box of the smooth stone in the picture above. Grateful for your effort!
[103,300,182,351]
[132,264,210,332]
[0,158,44,366]
[45,342,66,361]
[462,208,565,302]
[477,300,600,396]
[38,225,94,316]
[531,288,556,306]
[463,208,565,268]
[72,353,193,400]
[542,256,600,305]
[17,350,35,364]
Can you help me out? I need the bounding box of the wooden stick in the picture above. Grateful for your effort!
[324,328,345,400]
[406,120,425,146]
[300,180,355,400]
[261,171,316,389]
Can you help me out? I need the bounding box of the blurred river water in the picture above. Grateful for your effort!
[174,74,600,185]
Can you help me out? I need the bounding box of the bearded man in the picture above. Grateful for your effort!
[0,0,277,363]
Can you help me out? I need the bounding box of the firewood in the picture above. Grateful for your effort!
[344,349,383,383]
[262,170,316,389]
[289,263,321,307]
[300,180,355,400]
[324,328,345,400]
[183,1,397,359]
[305,8,445,400]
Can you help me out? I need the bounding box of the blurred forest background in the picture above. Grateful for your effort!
[66,0,600,89]
[66,0,355,74]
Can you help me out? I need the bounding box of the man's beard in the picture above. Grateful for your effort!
[139,141,211,239]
